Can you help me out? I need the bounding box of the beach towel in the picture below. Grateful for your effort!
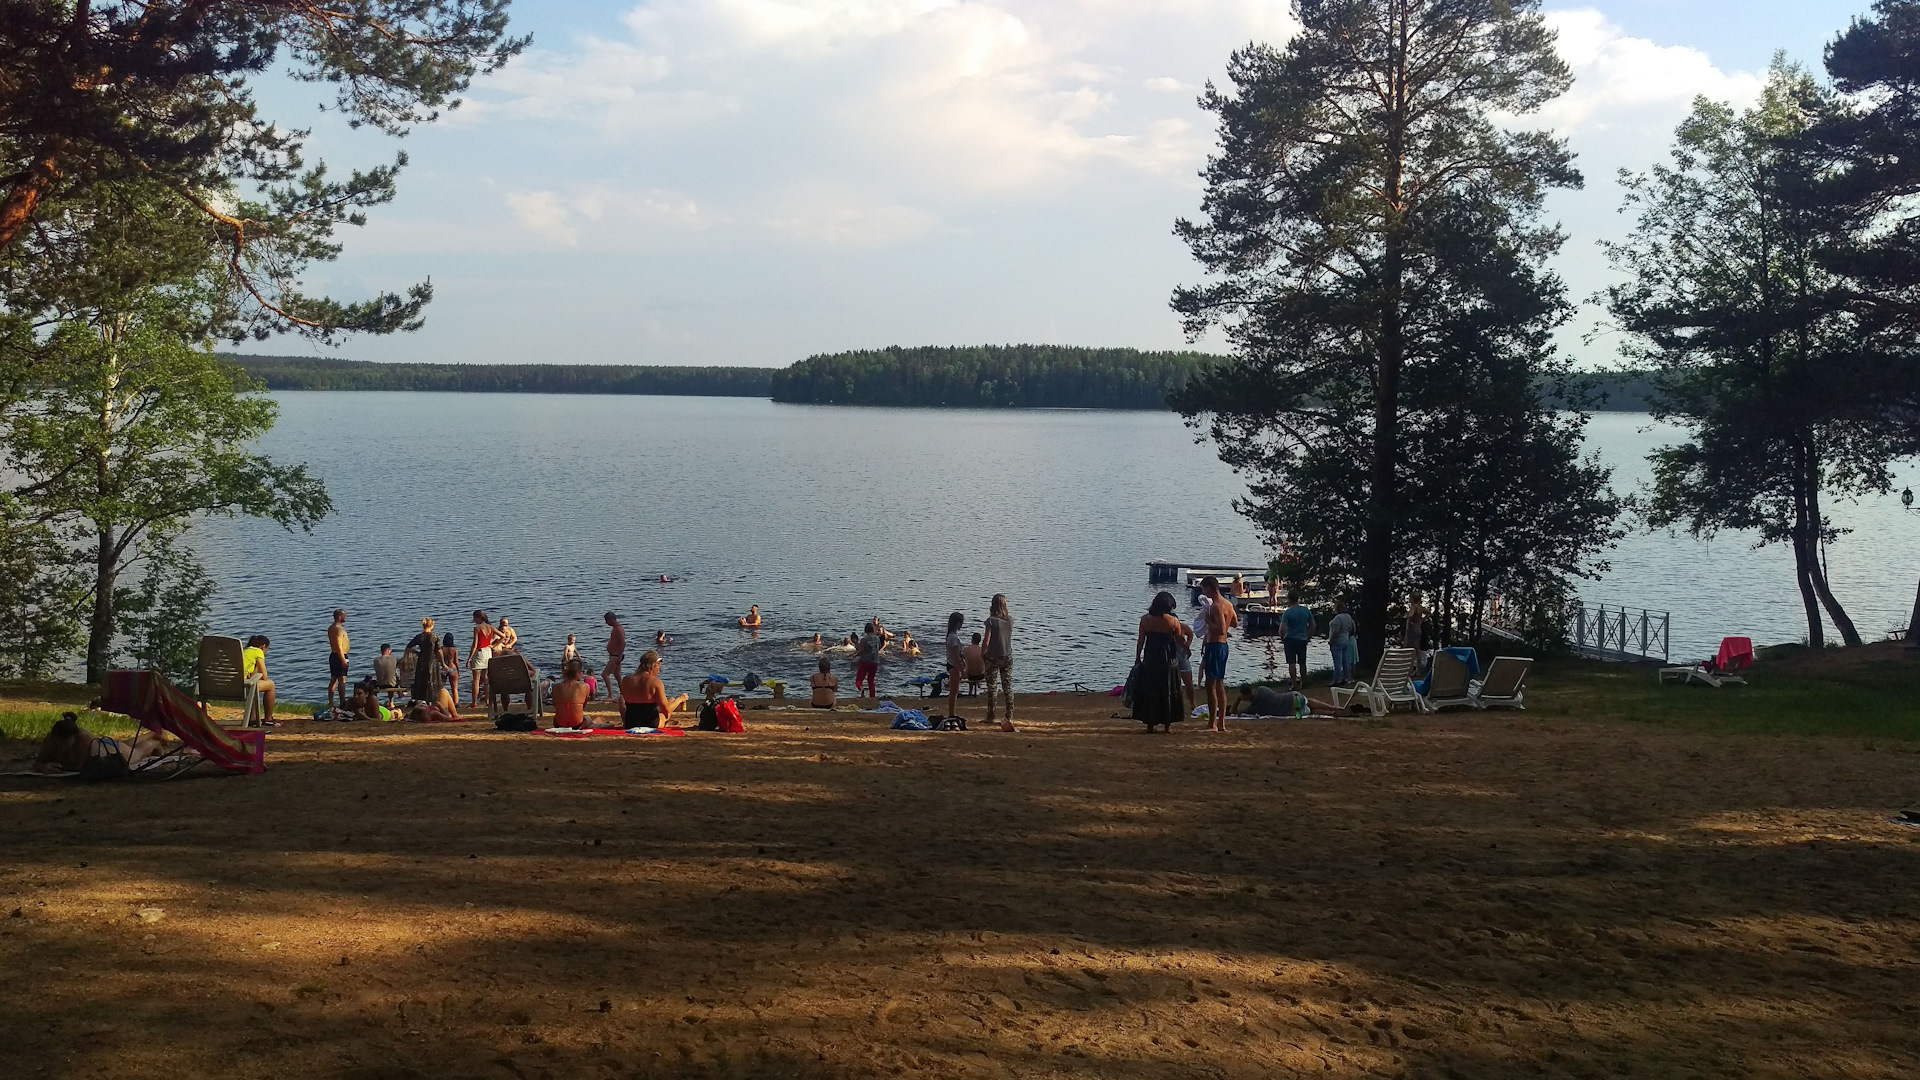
[874,700,902,712]
[101,670,264,775]
[542,727,687,739]
[890,710,932,730]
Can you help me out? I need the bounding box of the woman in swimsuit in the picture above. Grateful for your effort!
[469,610,495,707]
[440,633,461,705]
[618,650,687,728]
[550,659,591,729]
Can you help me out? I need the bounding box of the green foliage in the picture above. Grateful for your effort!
[113,532,216,683]
[0,706,133,742]
[770,345,1218,409]
[225,354,775,396]
[0,1,525,337]
[1606,62,1909,648]
[1170,0,1613,656]
[0,496,85,680]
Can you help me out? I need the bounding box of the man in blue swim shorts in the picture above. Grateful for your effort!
[1198,576,1238,731]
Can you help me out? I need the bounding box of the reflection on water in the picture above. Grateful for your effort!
[190,397,1920,700]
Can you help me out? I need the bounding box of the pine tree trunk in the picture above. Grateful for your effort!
[1361,26,1409,668]
[85,524,116,684]
[1906,573,1920,646]
[0,139,64,251]
[1802,482,1862,645]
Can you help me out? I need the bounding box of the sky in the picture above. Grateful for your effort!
[268,0,1865,369]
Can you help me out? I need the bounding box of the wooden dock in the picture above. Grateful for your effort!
[1146,560,1270,586]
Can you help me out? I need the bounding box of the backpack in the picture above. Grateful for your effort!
[698,700,719,730]
[495,712,536,732]
[714,699,745,733]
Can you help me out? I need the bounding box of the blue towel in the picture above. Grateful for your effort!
[874,700,902,712]
[890,710,931,730]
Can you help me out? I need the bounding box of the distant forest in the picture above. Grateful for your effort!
[769,345,1219,408]
[223,354,774,396]
[222,351,1658,411]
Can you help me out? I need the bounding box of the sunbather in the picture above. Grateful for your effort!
[619,650,687,728]
[349,681,387,722]
[550,660,592,728]
[810,657,839,708]
[36,713,170,775]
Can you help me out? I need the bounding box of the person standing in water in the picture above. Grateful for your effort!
[854,621,882,699]
[981,594,1016,732]
[739,605,762,629]
[1199,576,1238,731]
[1279,591,1316,690]
[601,611,626,702]
[326,609,350,715]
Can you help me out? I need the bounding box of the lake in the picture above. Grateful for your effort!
[189,395,1920,702]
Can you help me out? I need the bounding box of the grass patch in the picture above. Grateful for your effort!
[1527,643,1920,740]
[0,707,135,741]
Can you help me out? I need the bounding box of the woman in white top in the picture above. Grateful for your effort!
[980,594,1015,731]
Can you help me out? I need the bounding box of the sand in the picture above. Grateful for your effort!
[3,691,1920,1079]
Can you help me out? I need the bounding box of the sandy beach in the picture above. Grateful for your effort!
[4,682,1919,1080]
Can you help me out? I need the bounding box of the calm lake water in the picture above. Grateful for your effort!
[189,395,1920,701]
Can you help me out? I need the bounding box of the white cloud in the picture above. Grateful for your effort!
[505,190,579,246]
[506,186,710,249]
[1541,9,1766,142]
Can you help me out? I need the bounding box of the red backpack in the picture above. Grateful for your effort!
[714,699,745,733]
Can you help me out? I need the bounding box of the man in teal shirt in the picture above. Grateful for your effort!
[1279,594,1315,690]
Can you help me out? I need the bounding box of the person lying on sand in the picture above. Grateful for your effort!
[739,605,762,629]
[36,713,170,776]
[1232,684,1306,718]
[349,681,387,722]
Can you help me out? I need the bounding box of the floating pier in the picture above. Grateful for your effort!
[1146,560,1271,586]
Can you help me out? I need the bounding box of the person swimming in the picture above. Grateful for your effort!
[655,630,673,645]
[800,632,824,651]
[738,605,762,628]
[900,629,922,657]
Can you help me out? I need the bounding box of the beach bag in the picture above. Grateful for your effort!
[1121,663,1142,709]
[714,699,744,733]
[697,700,719,730]
[495,712,536,732]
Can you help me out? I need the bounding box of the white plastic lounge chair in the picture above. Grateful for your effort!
[1471,656,1532,709]
[1331,647,1424,716]
[1659,662,1746,688]
[1421,650,1475,711]
[195,635,263,728]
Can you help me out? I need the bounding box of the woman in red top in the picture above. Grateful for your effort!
[470,610,495,707]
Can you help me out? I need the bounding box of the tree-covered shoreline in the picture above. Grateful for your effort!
[224,350,1660,411]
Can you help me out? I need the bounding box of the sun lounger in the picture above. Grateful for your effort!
[195,635,263,728]
[105,670,265,775]
[1471,656,1532,709]
[1421,649,1476,711]
[1331,647,1424,716]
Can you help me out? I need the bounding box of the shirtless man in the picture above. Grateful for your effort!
[494,617,519,653]
[1199,576,1238,732]
[739,605,762,629]
[601,611,626,702]
[326,609,349,714]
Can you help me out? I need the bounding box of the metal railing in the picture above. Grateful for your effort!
[1566,602,1669,662]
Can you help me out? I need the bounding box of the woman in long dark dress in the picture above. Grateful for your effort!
[1133,591,1191,732]
[407,617,444,705]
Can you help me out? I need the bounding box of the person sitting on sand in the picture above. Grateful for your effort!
[408,700,458,723]
[619,650,687,728]
[550,659,591,729]
[655,630,672,646]
[37,713,170,775]
[243,635,278,724]
[810,657,839,709]
[899,630,921,657]
[739,605,762,629]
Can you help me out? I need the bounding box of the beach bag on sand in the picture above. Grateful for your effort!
[495,713,536,732]
[714,699,745,733]
[698,700,718,730]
